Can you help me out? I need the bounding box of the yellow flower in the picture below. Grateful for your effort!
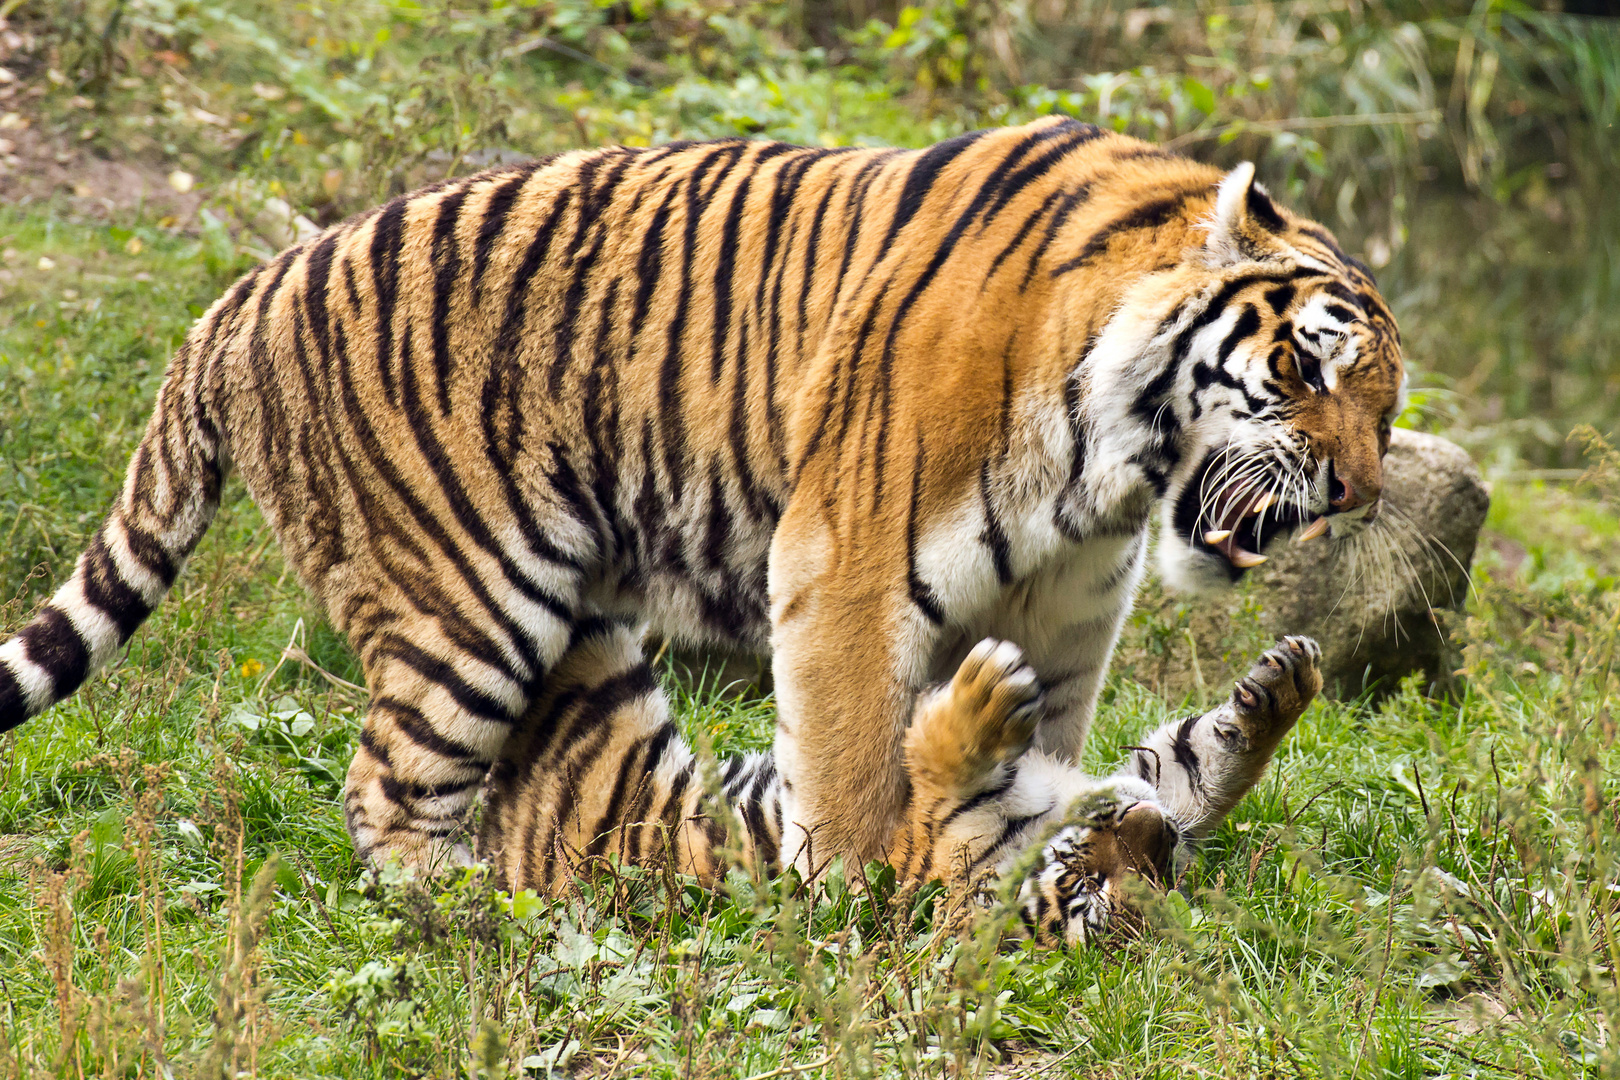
[239,658,265,679]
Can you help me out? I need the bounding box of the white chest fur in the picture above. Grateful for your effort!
[910,393,1150,761]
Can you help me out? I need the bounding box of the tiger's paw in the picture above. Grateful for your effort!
[905,638,1043,798]
[1222,635,1322,751]
[947,638,1045,768]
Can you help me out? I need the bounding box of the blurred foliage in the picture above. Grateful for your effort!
[25,1,1617,204]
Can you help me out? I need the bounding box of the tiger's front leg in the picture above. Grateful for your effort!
[769,589,938,874]
[767,494,950,873]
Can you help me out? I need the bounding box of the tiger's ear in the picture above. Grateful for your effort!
[1204,162,1287,266]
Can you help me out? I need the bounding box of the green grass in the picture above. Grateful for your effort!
[1,194,1618,1080]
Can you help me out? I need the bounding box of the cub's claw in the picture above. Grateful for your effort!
[1127,635,1322,840]
[1228,635,1323,747]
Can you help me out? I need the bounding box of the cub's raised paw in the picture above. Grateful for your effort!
[1123,636,1321,839]
[1228,635,1323,747]
[905,638,1043,798]
[950,638,1045,766]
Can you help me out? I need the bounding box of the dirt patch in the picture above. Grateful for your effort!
[0,19,201,225]
[0,113,203,223]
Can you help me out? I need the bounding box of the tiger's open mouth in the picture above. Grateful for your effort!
[1172,451,1314,578]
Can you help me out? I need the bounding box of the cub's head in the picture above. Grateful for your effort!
[1152,162,1406,591]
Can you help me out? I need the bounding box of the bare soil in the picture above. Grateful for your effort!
[0,20,201,224]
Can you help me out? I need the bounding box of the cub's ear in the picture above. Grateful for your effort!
[1204,162,1288,266]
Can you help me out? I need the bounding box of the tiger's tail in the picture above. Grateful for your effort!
[0,332,226,734]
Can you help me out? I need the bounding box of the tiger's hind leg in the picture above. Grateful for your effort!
[478,620,786,893]
[1117,636,1322,839]
[478,619,685,892]
[341,588,578,875]
[345,656,536,875]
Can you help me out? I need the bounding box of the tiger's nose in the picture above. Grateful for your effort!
[1328,465,1377,512]
[1117,802,1175,880]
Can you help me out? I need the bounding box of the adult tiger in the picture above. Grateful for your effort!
[0,117,1402,901]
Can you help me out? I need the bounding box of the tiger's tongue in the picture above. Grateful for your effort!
[1203,488,1272,568]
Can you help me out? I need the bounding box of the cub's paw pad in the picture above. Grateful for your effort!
[947,638,1044,766]
[1232,635,1323,729]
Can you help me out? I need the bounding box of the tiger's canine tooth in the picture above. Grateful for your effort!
[1295,516,1330,543]
[1249,491,1276,515]
[1230,549,1268,568]
[1203,529,1233,545]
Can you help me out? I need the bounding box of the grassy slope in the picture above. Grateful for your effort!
[2,184,1618,1080]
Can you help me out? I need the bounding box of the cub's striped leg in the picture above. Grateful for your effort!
[479,620,784,893]
[1120,636,1322,840]
[890,639,1044,881]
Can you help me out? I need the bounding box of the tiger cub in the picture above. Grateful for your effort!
[479,626,1322,945]
[0,118,1402,925]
